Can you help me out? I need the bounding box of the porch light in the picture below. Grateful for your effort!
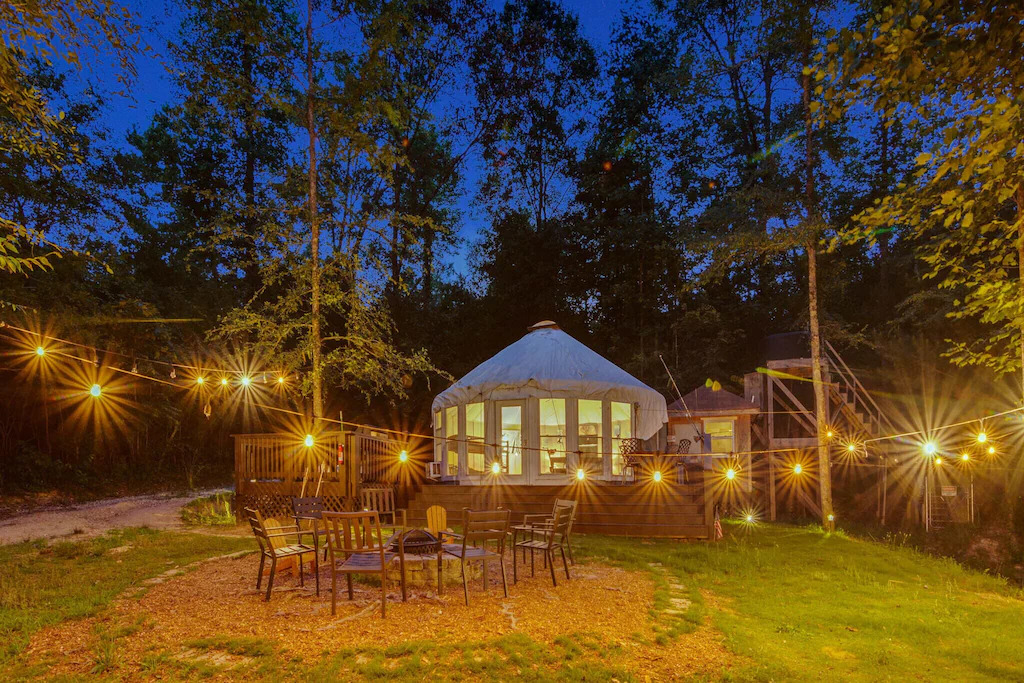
[398,450,408,463]
[652,470,662,483]
[491,461,501,475]
[304,434,314,448]
[576,468,585,481]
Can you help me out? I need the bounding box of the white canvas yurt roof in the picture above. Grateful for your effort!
[432,321,668,439]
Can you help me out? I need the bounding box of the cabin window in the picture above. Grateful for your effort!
[539,398,567,474]
[446,406,459,475]
[466,402,485,474]
[500,405,523,475]
[610,401,632,475]
[578,399,603,473]
[703,418,735,454]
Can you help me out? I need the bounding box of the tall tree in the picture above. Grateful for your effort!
[822,1,1024,399]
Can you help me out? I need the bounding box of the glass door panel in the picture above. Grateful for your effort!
[500,404,524,477]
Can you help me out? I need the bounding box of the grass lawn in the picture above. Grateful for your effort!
[0,527,253,674]
[3,522,1023,680]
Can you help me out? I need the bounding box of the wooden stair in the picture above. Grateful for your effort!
[405,483,712,539]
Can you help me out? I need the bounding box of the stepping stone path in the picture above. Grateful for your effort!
[647,562,692,620]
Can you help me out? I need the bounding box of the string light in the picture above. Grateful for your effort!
[793,463,802,475]
[923,442,937,455]
[576,468,585,481]
[491,461,501,475]
[826,429,834,439]
[961,453,970,462]
[846,443,857,453]
[240,375,251,387]
[220,377,228,386]
[196,376,205,385]
[653,470,663,483]
[89,383,102,398]
[827,513,835,522]
[398,450,408,463]
[304,434,314,448]
[987,445,996,455]
[976,432,987,444]
[934,456,943,466]
[745,514,754,522]
[35,346,45,357]
[725,468,736,480]
[277,376,285,384]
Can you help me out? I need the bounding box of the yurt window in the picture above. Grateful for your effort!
[445,406,460,476]
[610,401,632,475]
[433,410,442,463]
[539,398,567,474]
[466,402,486,474]
[578,399,603,472]
[500,405,523,475]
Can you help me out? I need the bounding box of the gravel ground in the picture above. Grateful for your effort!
[0,488,228,545]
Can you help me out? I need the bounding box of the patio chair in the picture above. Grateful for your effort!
[360,485,408,533]
[443,508,511,606]
[514,503,572,586]
[521,498,577,564]
[245,507,318,601]
[322,510,407,618]
[291,496,329,563]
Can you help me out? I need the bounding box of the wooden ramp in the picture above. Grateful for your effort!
[406,482,714,539]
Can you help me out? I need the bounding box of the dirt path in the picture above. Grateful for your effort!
[0,488,228,545]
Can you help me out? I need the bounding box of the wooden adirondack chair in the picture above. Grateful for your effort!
[425,505,459,542]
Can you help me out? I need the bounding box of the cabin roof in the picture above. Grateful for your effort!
[668,385,758,415]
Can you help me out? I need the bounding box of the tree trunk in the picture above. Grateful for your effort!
[306,0,323,420]
[242,39,259,294]
[803,55,834,532]
[1017,185,1024,403]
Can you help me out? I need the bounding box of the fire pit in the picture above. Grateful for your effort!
[386,529,481,587]
[388,528,441,554]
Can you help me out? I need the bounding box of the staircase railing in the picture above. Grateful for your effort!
[823,340,897,437]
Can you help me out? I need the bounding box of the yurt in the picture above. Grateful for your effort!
[430,321,668,484]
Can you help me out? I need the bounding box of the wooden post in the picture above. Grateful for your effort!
[881,459,887,526]
[768,452,777,522]
[704,466,716,541]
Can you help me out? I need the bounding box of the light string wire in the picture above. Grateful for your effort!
[2,323,1019,464]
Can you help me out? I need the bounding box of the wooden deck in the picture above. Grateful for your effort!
[406,480,715,539]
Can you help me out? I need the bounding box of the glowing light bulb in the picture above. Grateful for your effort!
[304,434,314,448]
[793,463,802,475]
[491,461,501,475]
[934,456,943,466]
[576,468,585,481]
[961,453,970,462]
[746,514,754,522]
[987,445,996,455]
[241,375,251,387]
[847,443,856,453]
[827,513,835,522]
[277,376,285,384]
[826,430,834,439]
[220,377,228,386]
[89,383,101,398]
[725,468,736,480]
[399,450,408,463]
[653,470,663,483]
[35,346,45,357]
[923,442,937,455]
[976,432,987,444]
[196,376,205,385]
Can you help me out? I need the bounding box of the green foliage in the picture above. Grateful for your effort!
[180,492,236,526]
[820,1,1024,381]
